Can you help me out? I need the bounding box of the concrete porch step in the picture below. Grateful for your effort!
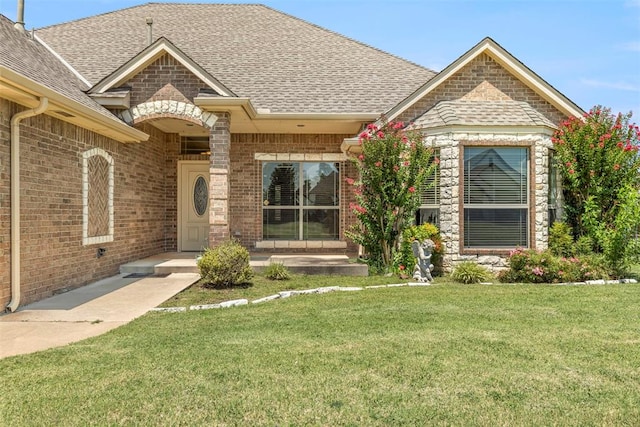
[253,255,368,276]
[120,253,368,277]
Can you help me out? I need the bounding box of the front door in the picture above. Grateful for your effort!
[178,161,209,251]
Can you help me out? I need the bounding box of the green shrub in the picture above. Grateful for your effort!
[575,235,595,255]
[499,248,611,284]
[197,240,253,287]
[264,262,291,280]
[396,223,443,276]
[451,261,492,284]
[549,222,574,257]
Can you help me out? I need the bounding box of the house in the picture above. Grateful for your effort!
[0,3,581,310]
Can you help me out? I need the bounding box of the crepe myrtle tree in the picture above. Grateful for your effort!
[552,106,640,274]
[345,120,436,273]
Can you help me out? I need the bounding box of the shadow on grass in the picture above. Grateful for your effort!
[201,281,254,290]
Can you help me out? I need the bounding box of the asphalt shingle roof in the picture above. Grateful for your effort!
[35,3,436,114]
[0,15,122,121]
[413,100,557,129]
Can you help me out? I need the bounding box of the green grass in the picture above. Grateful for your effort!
[159,273,411,307]
[2,283,640,426]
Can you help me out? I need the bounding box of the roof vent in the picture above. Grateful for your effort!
[14,0,25,32]
[146,17,153,46]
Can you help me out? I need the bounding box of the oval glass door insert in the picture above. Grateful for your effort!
[193,176,208,216]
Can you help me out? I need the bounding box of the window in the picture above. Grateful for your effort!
[262,162,339,240]
[463,147,528,248]
[417,149,440,226]
[180,136,210,155]
[82,148,114,245]
[548,153,561,225]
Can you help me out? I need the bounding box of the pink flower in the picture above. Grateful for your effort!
[403,161,409,166]
[358,154,364,161]
[375,161,382,167]
[399,265,405,270]
[569,169,575,175]
[366,123,378,131]
[393,165,399,172]
[614,164,620,171]
[358,131,370,140]
[434,157,440,165]
[376,131,385,138]
[532,267,544,276]
[408,186,416,193]
[345,177,355,185]
[392,121,405,130]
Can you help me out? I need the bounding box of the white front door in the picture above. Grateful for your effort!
[178,161,209,251]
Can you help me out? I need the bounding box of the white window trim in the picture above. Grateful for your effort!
[82,148,114,245]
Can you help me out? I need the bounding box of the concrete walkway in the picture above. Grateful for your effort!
[0,272,198,359]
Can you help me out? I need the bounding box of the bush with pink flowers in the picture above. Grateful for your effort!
[552,106,640,275]
[345,120,436,273]
[498,247,611,284]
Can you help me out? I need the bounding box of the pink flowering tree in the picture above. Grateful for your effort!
[552,106,640,273]
[345,120,436,272]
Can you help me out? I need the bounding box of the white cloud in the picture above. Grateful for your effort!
[619,41,640,52]
[580,78,640,92]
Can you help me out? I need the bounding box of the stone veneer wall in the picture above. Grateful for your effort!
[229,133,358,254]
[426,131,553,271]
[0,99,173,307]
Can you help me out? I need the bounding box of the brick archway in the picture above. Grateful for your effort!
[117,100,218,129]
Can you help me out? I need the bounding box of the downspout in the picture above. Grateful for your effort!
[7,97,48,312]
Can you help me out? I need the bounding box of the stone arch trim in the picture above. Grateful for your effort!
[117,101,218,129]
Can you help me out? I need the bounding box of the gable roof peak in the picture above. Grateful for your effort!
[89,35,235,97]
[383,36,583,123]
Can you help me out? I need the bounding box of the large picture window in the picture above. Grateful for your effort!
[463,147,528,248]
[262,162,339,240]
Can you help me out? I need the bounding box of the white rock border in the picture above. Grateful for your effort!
[150,279,638,313]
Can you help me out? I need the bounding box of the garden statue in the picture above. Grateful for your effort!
[411,239,435,282]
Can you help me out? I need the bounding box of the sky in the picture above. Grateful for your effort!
[1,0,639,117]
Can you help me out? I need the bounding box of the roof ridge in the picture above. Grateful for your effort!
[258,4,437,75]
[35,2,152,30]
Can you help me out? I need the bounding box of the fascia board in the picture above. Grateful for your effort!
[483,44,583,118]
[0,66,148,143]
[195,96,379,122]
[384,38,584,125]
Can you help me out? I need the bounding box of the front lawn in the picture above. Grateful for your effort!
[2,283,639,425]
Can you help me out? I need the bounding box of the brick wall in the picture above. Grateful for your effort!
[125,53,208,106]
[0,99,173,307]
[396,53,566,126]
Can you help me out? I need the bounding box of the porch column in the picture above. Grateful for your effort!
[209,112,230,245]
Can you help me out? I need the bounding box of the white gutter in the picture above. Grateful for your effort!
[7,97,49,312]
